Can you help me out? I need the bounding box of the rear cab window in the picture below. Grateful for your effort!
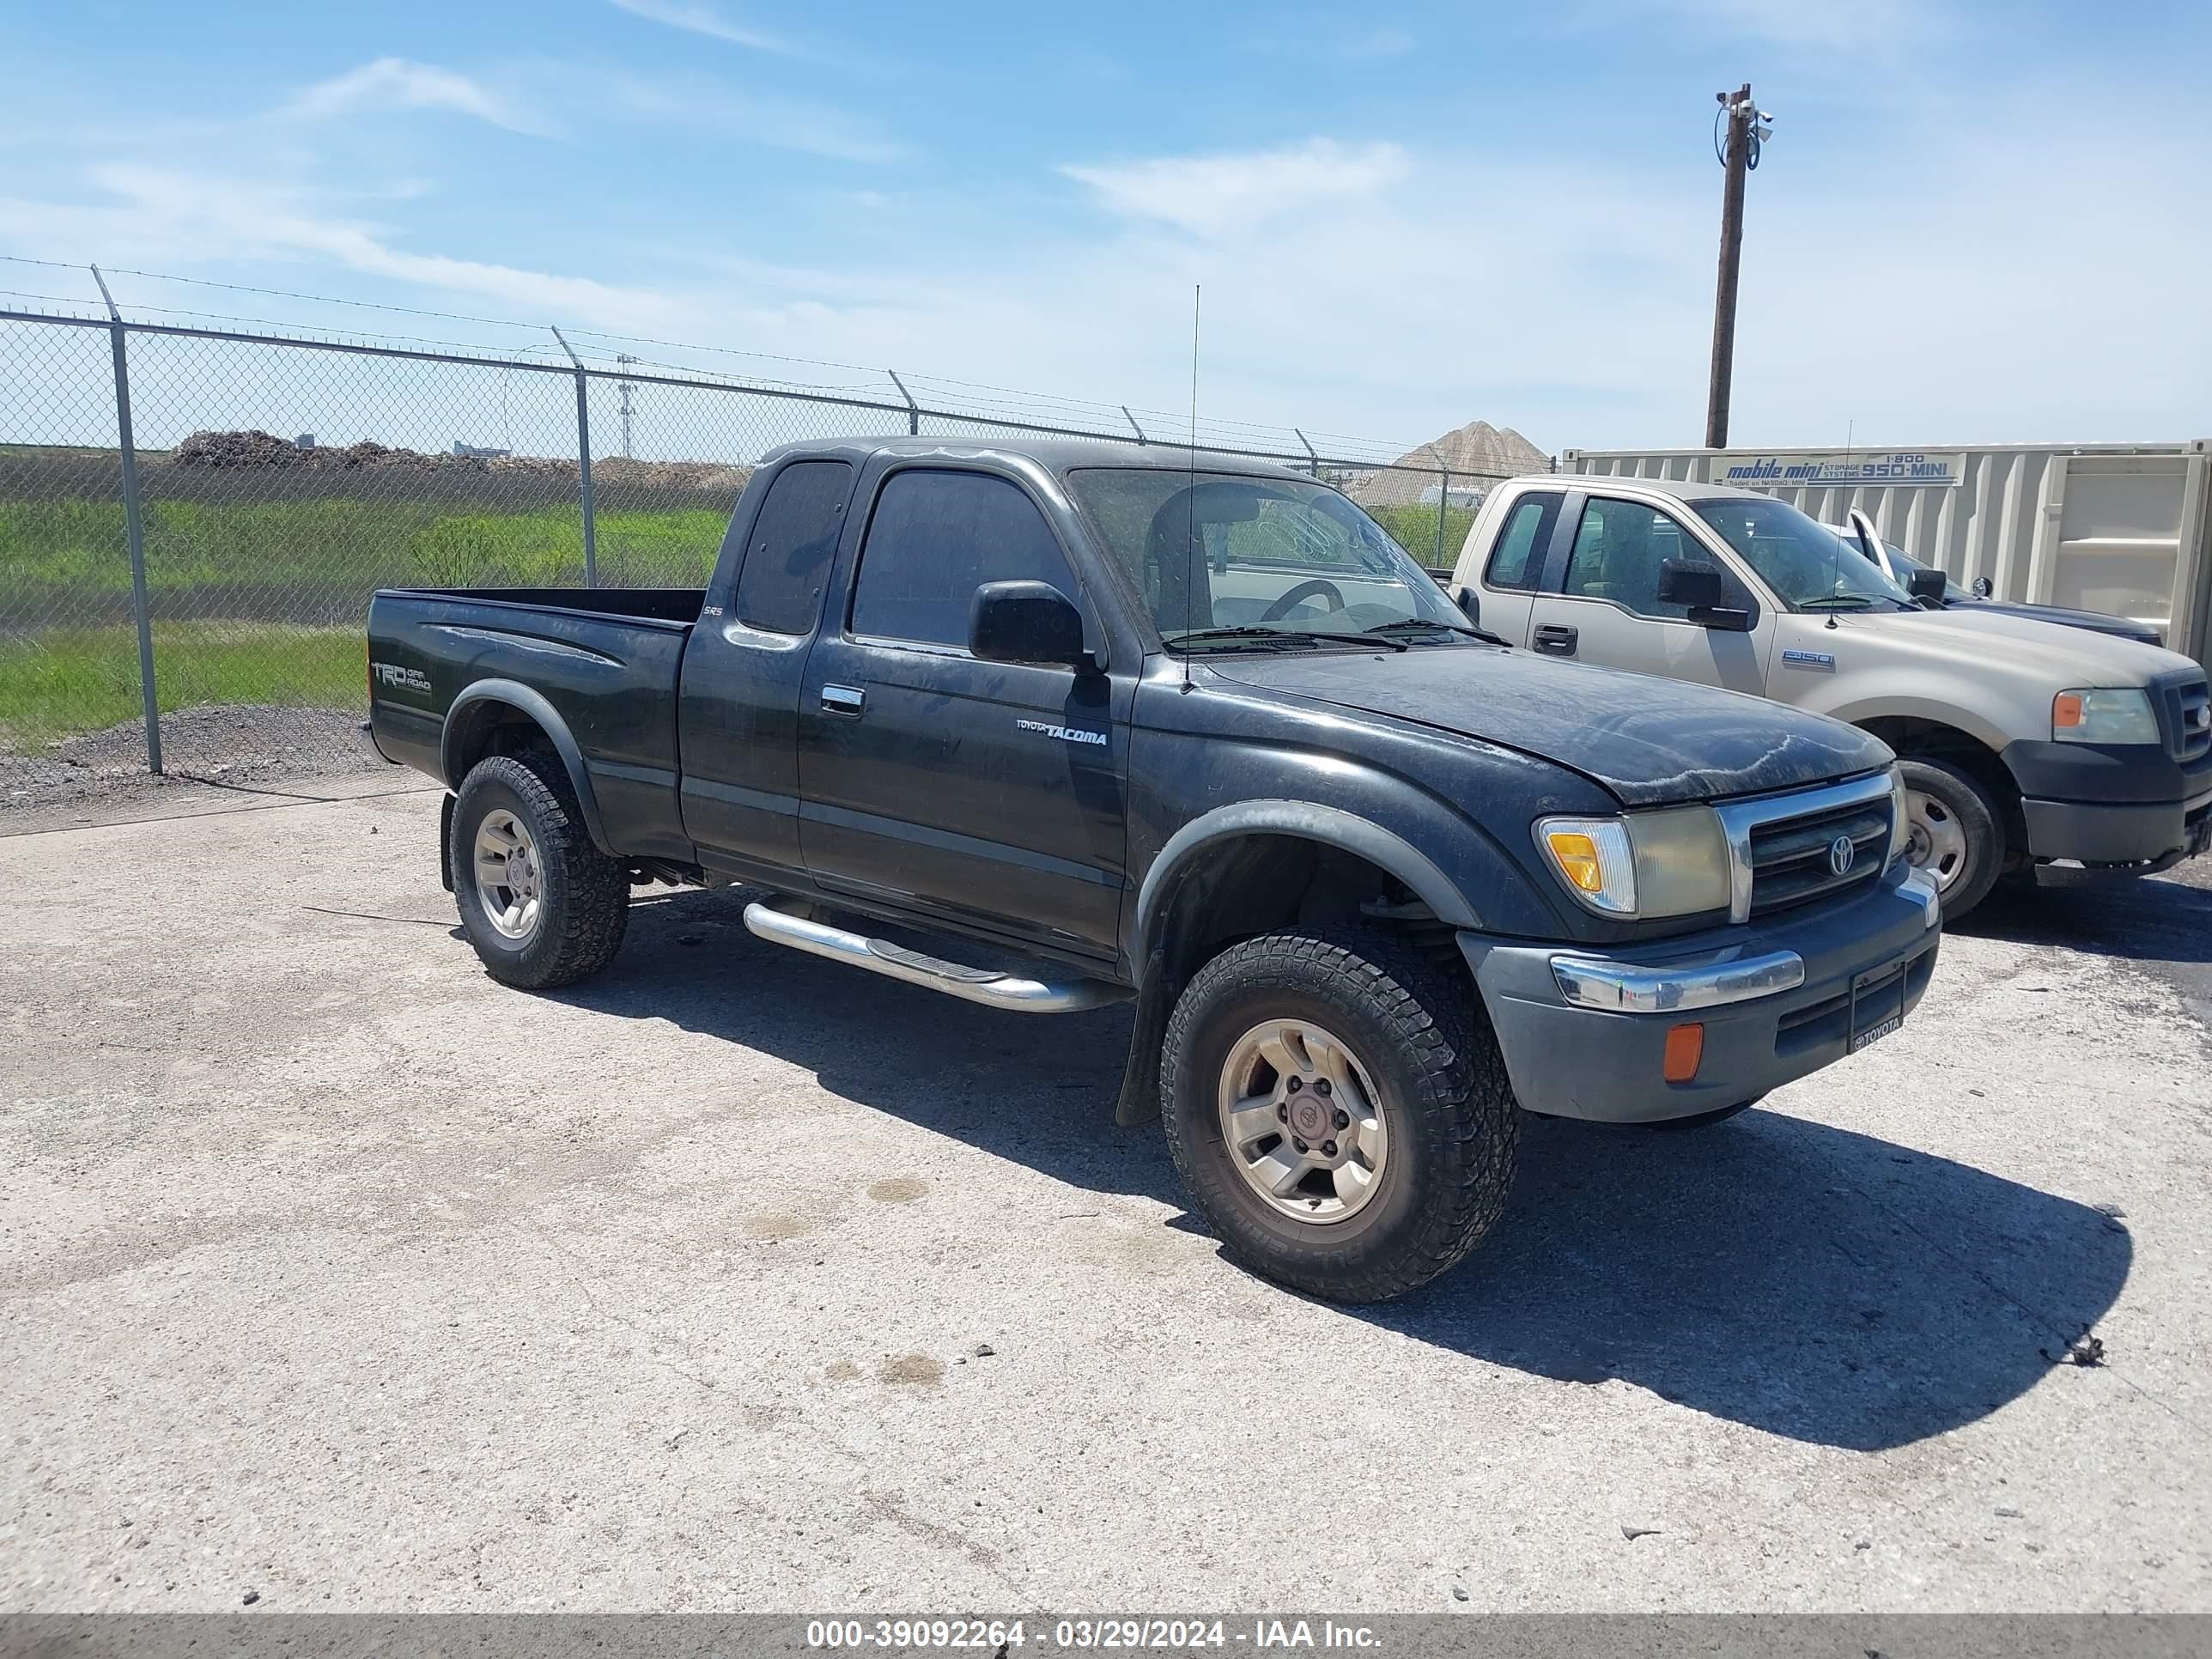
[849,468,1080,650]
[733,459,854,635]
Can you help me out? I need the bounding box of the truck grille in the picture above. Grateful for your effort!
[1747,800,1892,918]
[2166,676,2210,762]
[1713,772,1898,926]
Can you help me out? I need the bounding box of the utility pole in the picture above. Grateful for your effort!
[617,353,637,458]
[1705,84,1771,449]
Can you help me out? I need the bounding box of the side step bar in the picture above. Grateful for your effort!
[742,900,1130,1014]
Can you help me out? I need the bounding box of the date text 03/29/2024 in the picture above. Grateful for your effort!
[805,1618,1382,1650]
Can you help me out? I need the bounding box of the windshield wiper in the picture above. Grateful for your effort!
[1166,624,1407,653]
[1362,617,1511,647]
[1798,595,1879,611]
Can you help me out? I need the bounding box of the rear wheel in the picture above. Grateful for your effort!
[1899,756,2003,921]
[450,752,630,988]
[1160,929,1518,1303]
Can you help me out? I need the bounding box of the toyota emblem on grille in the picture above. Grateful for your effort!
[1828,835,1857,877]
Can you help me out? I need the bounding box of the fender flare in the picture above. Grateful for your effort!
[441,679,615,855]
[1823,696,2015,757]
[1130,798,1482,969]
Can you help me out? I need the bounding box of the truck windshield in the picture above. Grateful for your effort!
[1067,467,1471,648]
[1692,496,1917,612]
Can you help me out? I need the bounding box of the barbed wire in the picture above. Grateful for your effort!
[0,253,1454,463]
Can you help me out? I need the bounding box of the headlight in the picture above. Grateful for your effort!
[2053,687,2159,745]
[1536,807,1731,919]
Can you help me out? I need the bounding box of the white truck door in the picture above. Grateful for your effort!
[1524,493,1773,694]
[1463,485,1568,645]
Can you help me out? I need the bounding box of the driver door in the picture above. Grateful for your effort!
[1526,494,1773,693]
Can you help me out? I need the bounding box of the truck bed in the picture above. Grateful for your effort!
[386,586,708,623]
[367,586,708,863]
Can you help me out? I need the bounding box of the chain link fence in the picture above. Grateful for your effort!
[1,301,1517,821]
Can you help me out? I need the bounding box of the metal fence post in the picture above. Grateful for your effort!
[1436,468,1451,565]
[1121,405,1148,445]
[551,326,597,587]
[1294,428,1321,479]
[89,266,161,775]
[888,369,920,436]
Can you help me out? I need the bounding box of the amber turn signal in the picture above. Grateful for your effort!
[1662,1021,1705,1085]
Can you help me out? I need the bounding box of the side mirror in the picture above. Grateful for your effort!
[1972,575,1994,599]
[1657,558,1753,632]
[1446,584,1481,626]
[968,580,1093,669]
[1657,558,1726,610]
[1906,568,1948,602]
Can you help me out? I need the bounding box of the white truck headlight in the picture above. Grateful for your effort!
[2053,687,2159,745]
[1537,807,1731,920]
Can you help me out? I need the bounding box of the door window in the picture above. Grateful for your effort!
[1560,497,1729,621]
[851,469,1080,649]
[1484,491,1561,591]
[734,459,853,635]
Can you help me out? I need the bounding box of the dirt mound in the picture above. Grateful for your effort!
[1352,420,1550,507]
[168,430,750,494]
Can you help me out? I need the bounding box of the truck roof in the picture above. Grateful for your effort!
[758,434,1316,483]
[1498,472,1765,505]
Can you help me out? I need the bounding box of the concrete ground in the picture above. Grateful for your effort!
[3,782,2209,1613]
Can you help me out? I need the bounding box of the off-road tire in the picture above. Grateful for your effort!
[1899,755,2003,921]
[450,752,630,989]
[1160,928,1518,1303]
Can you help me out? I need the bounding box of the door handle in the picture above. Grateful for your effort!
[1533,623,1578,656]
[819,684,866,716]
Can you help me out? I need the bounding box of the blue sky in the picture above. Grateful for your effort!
[3,0,2209,456]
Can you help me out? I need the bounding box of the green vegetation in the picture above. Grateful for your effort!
[0,492,731,749]
[0,498,729,595]
[0,623,367,752]
[1364,503,1478,568]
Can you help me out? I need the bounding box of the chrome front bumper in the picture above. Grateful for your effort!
[1548,868,1941,1013]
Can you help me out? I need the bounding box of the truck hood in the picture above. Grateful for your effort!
[1205,647,1892,809]
[1819,605,2199,682]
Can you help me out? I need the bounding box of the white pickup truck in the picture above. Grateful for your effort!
[1447,476,2212,917]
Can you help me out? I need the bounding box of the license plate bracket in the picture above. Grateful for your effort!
[1847,960,1908,1054]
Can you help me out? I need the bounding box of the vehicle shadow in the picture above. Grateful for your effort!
[1951,867,2212,965]
[553,887,2131,1455]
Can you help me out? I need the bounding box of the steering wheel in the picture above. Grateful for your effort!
[1261,579,1347,623]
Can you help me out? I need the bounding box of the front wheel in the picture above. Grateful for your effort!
[1160,929,1519,1303]
[450,752,630,988]
[1898,756,2004,921]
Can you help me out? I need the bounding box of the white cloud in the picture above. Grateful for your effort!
[1062,138,1410,236]
[609,0,793,54]
[0,165,673,331]
[284,58,552,137]
[587,69,907,165]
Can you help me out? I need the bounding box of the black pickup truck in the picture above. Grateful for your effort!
[368,436,1942,1302]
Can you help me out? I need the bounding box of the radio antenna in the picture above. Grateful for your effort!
[1182,283,1200,692]
[1825,418,1853,630]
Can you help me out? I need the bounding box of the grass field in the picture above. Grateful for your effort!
[1364,502,1477,567]
[1,489,1469,753]
[0,623,366,752]
[0,497,729,597]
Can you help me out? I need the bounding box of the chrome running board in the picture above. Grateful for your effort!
[742,900,1130,1014]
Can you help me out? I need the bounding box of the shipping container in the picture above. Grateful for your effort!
[1556,441,2212,671]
